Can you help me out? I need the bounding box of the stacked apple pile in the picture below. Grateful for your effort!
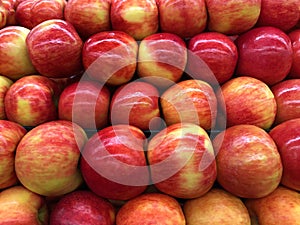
[1,0,300,224]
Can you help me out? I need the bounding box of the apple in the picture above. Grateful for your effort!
[256,0,300,32]
[0,25,37,80]
[58,80,110,130]
[288,29,300,78]
[110,0,158,40]
[235,26,293,86]
[50,190,116,225]
[213,124,283,199]
[110,81,161,131]
[4,75,61,127]
[183,188,251,225]
[2,0,17,26]
[15,0,66,29]
[116,193,186,225]
[0,120,26,189]
[269,118,300,191]
[205,0,261,35]
[147,123,217,199]
[0,2,7,28]
[157,0,207,39]
[137,32,187,90]
[0,75,13,120]
[160,79,218,130]
[64,0,111,40]
[0,185,49,225]
[26,19,83,78]
[82,31,138,86]
[80,124,149,201]
[245,186,300,225]
[218,76,277,129]
[186,32,238,85]
[271,79,300,124]
[15,120,88,197]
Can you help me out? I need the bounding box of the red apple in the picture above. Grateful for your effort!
[157,0,207,39]
[0,25,37,80]
[5,75,61,127]
[147,123,217,199]
[80,124,149,201]
[205,0,261,35]
[116,193,186,225]
[110,0,158,40]
[64,0,111,40]
[218,76,277,129]
[271,79,300,124]
[2,0,17,26]
[288,29,300,78]
[0,2,7,28]
[15,120,88,197]
[0,75,13,119]
[50,190,116,225]
[235,26,293,86]
[82,31,138,86]
[213,124,283,199]
[187,32,238,85]
[26,19,83,78]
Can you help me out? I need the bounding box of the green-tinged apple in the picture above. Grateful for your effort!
[80,124,149,201]
[218,76,277,129]
[271,79,300,124]
[269,119,300,191]
[64,0,111,40]
[4,75,61,127]
[0,120,26,189]
[110,81,161,131]
[50,190,116,225]
[0,75,13,119]
[137,32,187,90]
[15,120,88,197]
[116,193,186,225]
[235,26,293,86]
[58,80,110,130]
[160,79,218,130]
[26,19,83,78]
[0,185,48,225]
[147,123,217,199]
[213,124,282,198]
[187,32,238,85]
[110,0,158,40]
[205,0,261,35]
[0,26,37,80]
[245,186,300,225]
[288,29,300,78]
[157,0,207,39]
[82,31,138,86]
[183,188,251,225]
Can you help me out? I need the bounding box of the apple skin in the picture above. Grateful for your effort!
[0,26,37,80]
[116,193,186,225]
[0,2,7,28]
[58,80,110,130]
[26,19,83,78]
[269,119,300,191]
[0,186,49,225]
[271,79,300,124]
[0,75,13,119]
[160,79,218,130]
[64,0,111,40]
[110,81,161,131]
[4,75,61,127]
[80,124,149,201]
[183,188,251,225]
[186,32,238,85]
[235,26,293,86]
[213,124,283,199]
[245,186,300,225]
[157,0,207,39]
[49,190,115,225]
[82,31,138,86]
[205,0,261,35]
[15,120,88,197]
[288,29,300,78]
[110,0,158,41]
[218,76,277,129]
[147,123,217,199]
